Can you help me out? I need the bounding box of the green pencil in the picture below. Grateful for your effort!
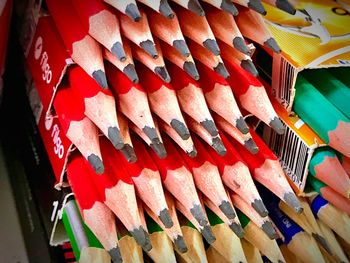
[329,67,350,89]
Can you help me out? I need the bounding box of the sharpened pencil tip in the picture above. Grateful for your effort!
[221,0,238,16]
[214,62,230,79]
[155,66,171,83]
[262,221,279,239]
[313,234,333,255]
[150,142,167,159]
[212,137,227,156]
[87,154,104,174]
[174,235,188,253]
[143,126,159,143]
[241,59,259,77]
[245,139,259,154]
[233,37,250,55]
[92,70,108,89]
[269,117,285,135]
[276,0,296,15]
[264,38,282,54]
[252,199,268,217]
[159,0,175,18]
[111,42,126,62]
[123,64,139,83]
[202,225,216,244]
[248,0,267,15]
[140,40,158,58]
[125,3,141,22]
[108,247,123,263]
[229,222,245,238]
[171,119,191,140]
[188,0,205,16]
[173,40,190,57]
[159,208,174,228]
[200,119,218,136]
[284,192,303,214]
[190,204,208,226]
[203,39,220,56]
[183,61,200,80]
[108,126,124,150]
[120,144,137,163]
[130,227,152,252]
[188,147,198,158]
[219,200,236,219]
[236,117,249,134]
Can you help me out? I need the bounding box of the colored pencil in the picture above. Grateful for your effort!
[138,0,174,18]
[106,62,162,147]
[213,113,258,154]
[184,114,226,156]
[235,5,281,53]
[241,239,263,263]
[68,66,124,150]
[72,0,126,61]
[229,128,303,213]
[66,153,122,263]
[310,194,350,245]
[79,247,111,263]
[116,113,137,163]
[170,0,205,16]
[138,62,190,140]
[104,0,141,21]
[224,58,285,135]
[208,132,268,217]
[206,246,228,263]
[168,63,219,137]
[231,193,278,239]
[119,7,158,58]
[237,210,285,263]
[202,0,238,15]
[335,234,350,261]
[278,243,302,263]
[261,0,296,15]
[147,9,189,56]
[161,41,199,80]
[309,147,350,198]
[294,75,350,157]
[179,135,236,220]
[342,155,350,176]
[53,85,104,174]
[218,39,258,76]
[303,69,350,119]
[118,135,172,228]
[188,40,229,79]
[205,5,249,54]
[196,61,249,134]
[174,4,220,55]
[329,67,350,89]
[103,37,139,83]
[231,0,266,15]
[46,0,107,88]
[132,39,171,83]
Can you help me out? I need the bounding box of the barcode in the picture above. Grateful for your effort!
[262,122,309,190]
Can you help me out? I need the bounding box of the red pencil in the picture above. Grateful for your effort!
[46,0,107,88]
[116,113,137,163]
[67,66,124,150]
[224,58,285,135]
[196,61,248,134]
[104,0,141,21]
[138,0,174,18]
[342,155,350,176]
[201,0,238,15]
[53,85,103,174]
[137,62,190,140]
[170,0,205,16]
[66,152,122,263]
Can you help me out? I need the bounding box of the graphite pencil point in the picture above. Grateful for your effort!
[171,119,191,140]
[264,38,281,54]
[244,138,259,154]
[158,208,174,228]
[87,154,104,174]
[174,235,188,253]
[190,204,208,226]
[262,221,279,239]
[276,0,296,15]
[188,0,205,16]
[241,59,259,77]
[203,39,220,56]
[120,144,137,163]
[219,200,236,219]
[125,3,141,21]
[221,0,239,16]
[130,226,152,251]
[159,0,175,18]
[200,119,218,136]
[111,42,127,62]
[173,40,190,57]
[183,61,200,80]
[214,62,230,79]
[123,64,139,83]
[108,247,123,263]
[236,117,249,134]
[284,192,303,214]
[140,40,159,58]
[150,141,167,158]
[269,117,285,135]
[92,70,108,89]
[154,66,171,83]
[313,233,333,255]
[252,199,268,217]
[108,126,124,150]
[143,126,159,143]
[188,147,198,158]
[212,137,227,156]
[248,0,267,15]
[233,37,250,55]
[229,222,245,238]
[202,225,216,244]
